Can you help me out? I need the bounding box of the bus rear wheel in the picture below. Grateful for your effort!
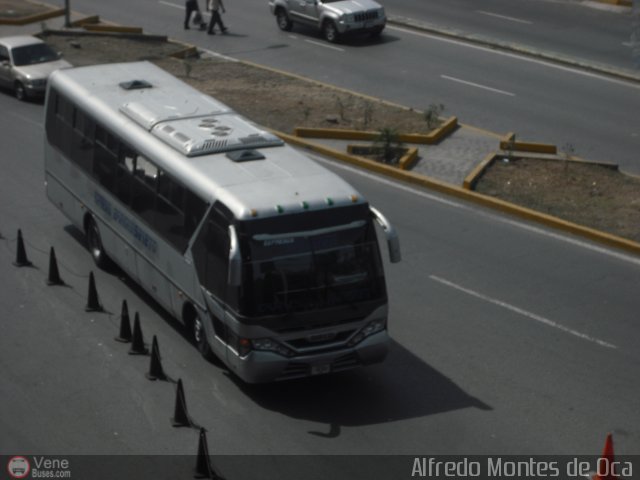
[86,217,110,269]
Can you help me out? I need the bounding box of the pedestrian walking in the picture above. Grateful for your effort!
[184,0,206,30]
[207,0,228,35]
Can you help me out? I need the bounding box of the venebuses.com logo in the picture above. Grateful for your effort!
[6,456,72,478]
[7,456,30,479]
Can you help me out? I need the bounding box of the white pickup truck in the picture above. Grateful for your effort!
[269,0,386,43]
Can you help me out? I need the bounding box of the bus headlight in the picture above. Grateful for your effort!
[252,338,294,357]
[228,332,252,357]
[348,319,386,346]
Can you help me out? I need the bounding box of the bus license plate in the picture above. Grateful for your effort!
[311,364,331,376]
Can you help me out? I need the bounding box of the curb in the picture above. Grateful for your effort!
[82,24,143,34]
[499,132,557,155]
[0,7,64,25]
[293,117,458,145]
[41,29,168,42]
[346,144,419,170]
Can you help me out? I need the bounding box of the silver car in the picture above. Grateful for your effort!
[269,0,386,43]
[0,35,72,101]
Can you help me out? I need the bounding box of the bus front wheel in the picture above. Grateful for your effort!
[86,217,110,269]
[193,314,214,360]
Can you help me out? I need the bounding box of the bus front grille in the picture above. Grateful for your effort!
[286,330,355,350]
[276,353,361,381]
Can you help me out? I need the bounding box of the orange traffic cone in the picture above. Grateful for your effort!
[593,433,617,480]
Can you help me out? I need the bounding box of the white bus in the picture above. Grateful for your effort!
[44,61,400,383]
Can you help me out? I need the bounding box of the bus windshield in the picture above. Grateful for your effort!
[242,220,385,316]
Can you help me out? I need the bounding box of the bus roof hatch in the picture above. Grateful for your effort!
[150,113,284,157]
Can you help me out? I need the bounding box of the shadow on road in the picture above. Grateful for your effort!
[233,338,491,428]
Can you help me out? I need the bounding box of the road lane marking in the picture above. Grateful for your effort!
[429,275,618,349]
[304,39,345,52]
[387,25,640,91]
[476,10,533,25]
[158,0,182,9]
[309,153,640,268]
[441,75,516,96]
[199,48,238,62]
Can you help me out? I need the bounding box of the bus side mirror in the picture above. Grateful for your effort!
[228,225,242,286]
[370,206,401,263]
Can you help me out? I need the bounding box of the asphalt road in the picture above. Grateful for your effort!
[384,0,638,72]
[52,0,640,177]
[0,77,639,469]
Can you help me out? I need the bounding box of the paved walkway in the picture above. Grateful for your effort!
[299,125,502,186]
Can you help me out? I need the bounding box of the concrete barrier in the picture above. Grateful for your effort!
[170,46,199,59]
[346,145,419,170]
[500,132,557,154]
[463,152,499,190]
[83,24,143,34]
[70,15,100,27]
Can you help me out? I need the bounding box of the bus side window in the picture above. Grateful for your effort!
[71,107,94,172]
[50,92,74,164]
[185,190,206,239]
[131,155,158,226]
[115,146,136,206]
[93,126,118,192]
[155,171,187,251]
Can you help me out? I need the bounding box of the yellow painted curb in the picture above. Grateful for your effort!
[0,7,64,25]
[170,46,199,59]
[294,117,458,145]
[500,132,557,154]
[70,15,100,27]
[399,147,419,170]
[295,128,378,141]
[346,145,419,170]
[463,152,499,190]
[275,131,640,257]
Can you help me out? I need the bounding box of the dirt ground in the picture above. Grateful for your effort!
[4,11,638,244]
[475,158,640,242]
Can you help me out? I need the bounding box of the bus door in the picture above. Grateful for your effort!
[192,204,234,361]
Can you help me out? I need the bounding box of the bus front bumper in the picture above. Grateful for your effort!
[226,330,389,384]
